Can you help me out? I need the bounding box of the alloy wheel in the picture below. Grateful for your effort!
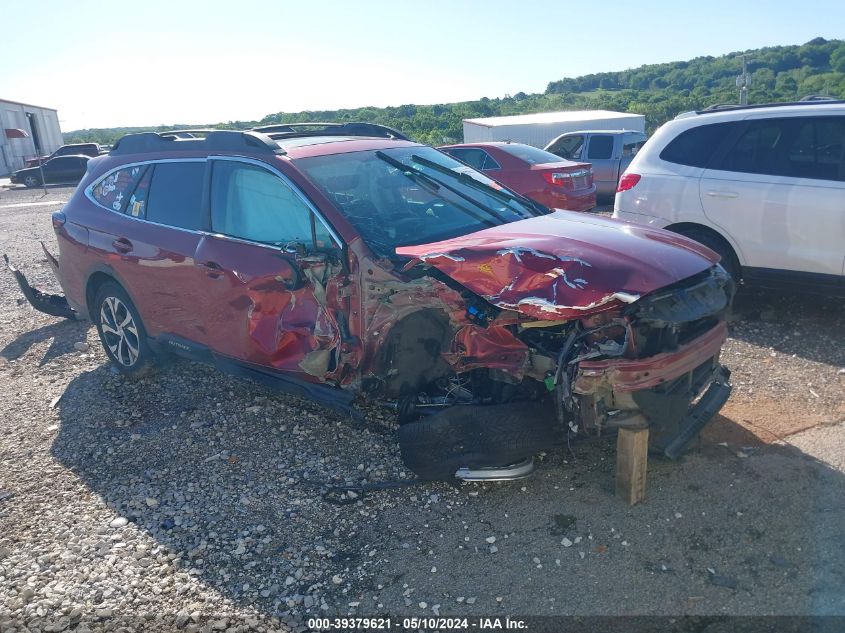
[24,176,38,187]
[99,296,140,367]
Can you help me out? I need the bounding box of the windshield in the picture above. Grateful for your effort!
[498,143,568,165]
[296,146,543,257]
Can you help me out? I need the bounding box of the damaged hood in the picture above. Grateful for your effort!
[395,211,720,320]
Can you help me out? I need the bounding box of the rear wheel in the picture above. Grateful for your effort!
[675,227,741,282]
[93,282,155,376]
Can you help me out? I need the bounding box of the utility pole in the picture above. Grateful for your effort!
[736,54,752,105]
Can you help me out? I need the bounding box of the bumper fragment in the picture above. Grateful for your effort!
[662,365,732,459]
[3,253,76,319]
[573,321,728,393]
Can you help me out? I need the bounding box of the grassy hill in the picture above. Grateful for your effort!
[66,38,845,147]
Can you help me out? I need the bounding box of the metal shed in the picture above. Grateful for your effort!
[462,110,646,148]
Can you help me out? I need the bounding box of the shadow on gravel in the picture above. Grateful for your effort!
[0,319,91,365]
[729,287,845,365]
[47,360,405,618]
[46,357,845,618]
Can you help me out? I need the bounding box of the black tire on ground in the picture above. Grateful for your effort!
[23,175,40,188]
[676,227,741,282]
[93,281,156,377]
[398,400,563,480]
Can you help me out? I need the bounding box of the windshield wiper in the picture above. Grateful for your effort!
[410,154,548,215]
[375,151,507,224]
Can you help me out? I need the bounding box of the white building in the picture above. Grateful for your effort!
[0,98,63,176]
[462,110,646,148]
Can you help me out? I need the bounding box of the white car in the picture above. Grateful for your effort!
[613,100,845,294]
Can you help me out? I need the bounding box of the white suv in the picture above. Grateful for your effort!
[613,100,845,294]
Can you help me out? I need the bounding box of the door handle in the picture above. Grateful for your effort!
[112,237,133,253]
[705,190,739,199]
[198,260,224,278]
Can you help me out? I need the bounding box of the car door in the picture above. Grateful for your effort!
[584,134,618,197]
[71,157,89,182]
[41,157,72,183]
[87,160,210,343]
[193,157,348,377]
[700,115,845,281]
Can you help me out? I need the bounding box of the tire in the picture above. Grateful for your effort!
[23,175,40,188]
[398,400,562,480]
[93,281,155,377]
[677,227,741,282]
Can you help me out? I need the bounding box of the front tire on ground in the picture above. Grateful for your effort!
[93,281,155,377]
[23,175,40,188]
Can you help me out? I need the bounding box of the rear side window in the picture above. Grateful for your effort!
[92,165,148,213]
[445,148,501,170]
[145,162,206,229]
[622,140,646,157]
[660,122,736,167]
[587,135,614,159]
[210,161,334,248]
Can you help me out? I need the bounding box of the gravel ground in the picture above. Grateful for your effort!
[1,183,844,631]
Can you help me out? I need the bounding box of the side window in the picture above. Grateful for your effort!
[659,122,737,168]
[211,161,334,248]
[126,166,153,218]
[479,151,501,170]
[145,162,206,229]
[622,140,645,157]
[446,148,485,170]
[715,120,785,176]
[549,135,584,159]
[587,135,614,160]
[92,165,148,213]
[812,117,845,181]
[777,117,845,181]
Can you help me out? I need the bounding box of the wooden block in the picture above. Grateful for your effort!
[616,427,649,505]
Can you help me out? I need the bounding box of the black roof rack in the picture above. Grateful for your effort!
[111,130,284,155]
[696,96,845,115]
[252,121,411,141]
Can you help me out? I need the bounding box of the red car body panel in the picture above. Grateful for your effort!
[395,210,720,320]
[440,142,596,212]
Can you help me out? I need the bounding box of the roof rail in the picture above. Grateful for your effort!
[252,121,411,141]
[157,129,222,139]
[696,97,845,115]
[111,130,285,155]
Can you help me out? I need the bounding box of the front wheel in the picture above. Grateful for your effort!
[677,228,741,282]
[23,175,40,188]
[93,282,155,376]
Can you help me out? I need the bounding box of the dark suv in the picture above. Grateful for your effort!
[9,123,733,480]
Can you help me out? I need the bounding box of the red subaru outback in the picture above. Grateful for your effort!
[8,123,733,480]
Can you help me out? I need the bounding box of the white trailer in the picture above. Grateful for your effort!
[462,110,646,148]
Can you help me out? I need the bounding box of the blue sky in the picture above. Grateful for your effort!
[2,0,842,131]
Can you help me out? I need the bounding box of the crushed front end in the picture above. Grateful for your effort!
[388,213,736,480]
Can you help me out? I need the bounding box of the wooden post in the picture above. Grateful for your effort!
[616,427,649,505]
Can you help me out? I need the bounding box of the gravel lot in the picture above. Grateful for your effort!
[1,183,844,631]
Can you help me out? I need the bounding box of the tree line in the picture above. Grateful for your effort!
[66,38,845,147]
